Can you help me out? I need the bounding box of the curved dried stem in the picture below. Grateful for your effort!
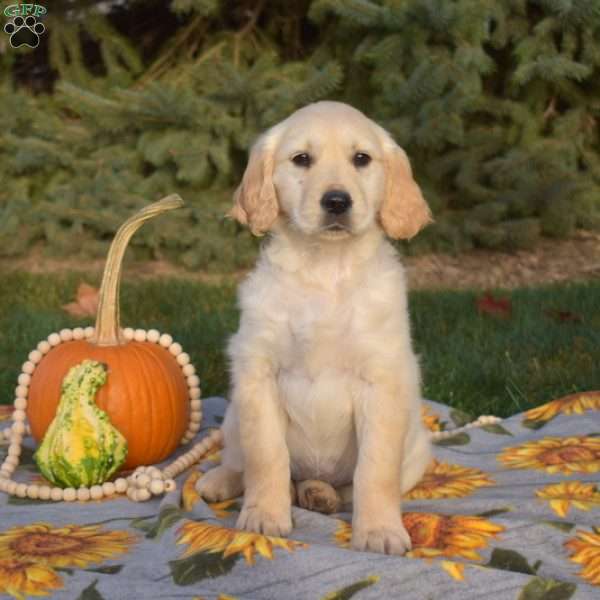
[91,194,185,346]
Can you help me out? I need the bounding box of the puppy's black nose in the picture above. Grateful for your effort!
[320,190,352,215]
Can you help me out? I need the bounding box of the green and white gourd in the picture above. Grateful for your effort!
[35,360,127,488]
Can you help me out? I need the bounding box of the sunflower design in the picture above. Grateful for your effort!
[523,392,600,425]
[204,448,222,463]
[0,405,11,422]
[564,526,600,586]
[404,460,494,500]
[536,481,600,518]
[441,560,465,581]
[498,436,600,475]
[192,596,237,600]
[421,405,443,432]
[182,471,238,517]
[0,558,63,600]
[0,523,136,569]
[334,512,503,560]
[176,520,308,566]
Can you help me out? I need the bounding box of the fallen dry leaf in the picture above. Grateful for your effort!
[62,282,99,318]
[476,293,512,318]
[544,309,583,323]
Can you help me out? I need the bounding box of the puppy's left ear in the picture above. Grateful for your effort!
[228,132,279,236]
[379,140,433,240]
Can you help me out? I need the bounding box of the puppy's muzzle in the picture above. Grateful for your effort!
[320,190,352,215]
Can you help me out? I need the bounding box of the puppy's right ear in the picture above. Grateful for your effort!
[228,133,279,236]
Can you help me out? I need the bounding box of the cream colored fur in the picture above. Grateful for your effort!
[196,101,433,555]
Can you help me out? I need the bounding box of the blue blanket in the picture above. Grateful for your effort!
[1,393,599,599]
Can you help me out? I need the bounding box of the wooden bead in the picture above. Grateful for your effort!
[5,455,19,467]
[187,375,200,388]
[135,474,151,489]
[169,342,182,357]
[18,373,31,386]
[59,329,73,342]
[84,326,95,338]
[37,340,51,354]
[12,409,26,422]
[47,333,61,346]
[136,488,151,502]
[176,352,190,366]
[123,327,135,340]
[38,486,51,500]
[63,488,77,502]
[10,432,23,445]
[50,487,64,501]
[190,399,202,411]
[164,479,176,492]
[77,487,91,502]
[16,483,28,498]
[102,482,116,496]
[90,485,104,500]
[8,444,21,457]
[159,333,173,348]
[7,481,17,495]
[188,421,201,433]
[72,327,85,340]
[189,387,201,400]
[26,485,39,499]
[134,329,147,342]
[146,329,160,343]
[145,466,162,478]
[28,349,43,364]
[14,397,27,410]
[182,364,195,377]
[126,487,137,501]
[12,421,25,435]
[15,386,27,399]
[0,468,13,478]
[190,411,202,424]
[149,479,165,495]
[22,361,35,375]
[114,478,128,493]
[0,480,8,492]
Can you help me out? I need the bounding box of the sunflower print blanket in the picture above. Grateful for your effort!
[1,392,599,600]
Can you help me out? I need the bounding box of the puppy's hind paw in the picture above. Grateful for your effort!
[195,465,243,502]
[296,479,341,514]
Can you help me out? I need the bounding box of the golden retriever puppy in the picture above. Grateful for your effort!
[196,101,433,555]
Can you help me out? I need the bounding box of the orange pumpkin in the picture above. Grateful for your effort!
[26,196,190,470]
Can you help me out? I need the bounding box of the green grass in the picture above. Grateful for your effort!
[1,272,598,418]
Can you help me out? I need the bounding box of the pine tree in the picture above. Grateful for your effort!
[0,0,598,269]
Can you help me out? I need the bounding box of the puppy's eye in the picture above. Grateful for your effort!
[292,153,312,168]
[353,152,371,168]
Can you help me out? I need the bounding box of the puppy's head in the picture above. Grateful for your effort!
[229,101,432,240]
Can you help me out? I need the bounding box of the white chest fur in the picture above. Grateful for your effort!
[275,278,363,485]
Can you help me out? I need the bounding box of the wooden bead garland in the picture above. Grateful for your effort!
[0,327,224,503]
[1,330,503,503]
[429,414,502,440]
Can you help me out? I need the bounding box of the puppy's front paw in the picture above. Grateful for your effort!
[352,518,412,555]
[236,502,292,537]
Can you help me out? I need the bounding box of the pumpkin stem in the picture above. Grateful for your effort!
[91,195,185,346]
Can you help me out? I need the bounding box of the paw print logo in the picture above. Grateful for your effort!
[4,15,45,48]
